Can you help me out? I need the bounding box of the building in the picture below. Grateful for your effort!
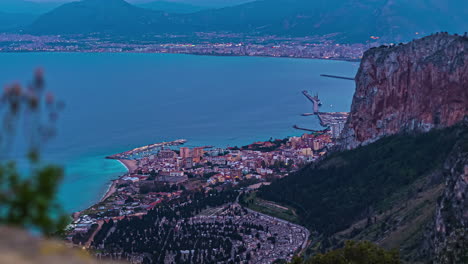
[158,149,177,159]
[210,156,227,165]
[180,147,192,159]
[312,140,323,151]
[158,171,188,183]
[193,147,204,162]
[169,171,185,177]
[330,122,346,139]
[184,157,193,169]
[300,148,313,157]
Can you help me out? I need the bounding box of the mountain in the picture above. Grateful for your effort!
[28,0,177,35]
[26,0,468,42]
[255,34,468,263]
[0,11,37,31]
[0,0,62,14]
[184,0,468,42]
[257,123,467,262]
[167,0,254,8]
[340,33,468,149]
[138,1,206,14]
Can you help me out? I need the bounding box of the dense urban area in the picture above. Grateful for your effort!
[0,33,379,60]
[0,0,466,263]
[66,98,348,263]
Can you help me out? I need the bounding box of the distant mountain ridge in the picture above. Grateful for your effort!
[0,0,62,14]
[25,0,468,43]
[0,11,37,32]
[184,0,468,42]
[137,1,206,14]
[29,0,176,35]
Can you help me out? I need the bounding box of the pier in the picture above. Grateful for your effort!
[293,125,329,135]
[107,139,187,160]
[298,91,349,139]
[293,125,320,132]
[302,90,322,114]
[320,74,355,81]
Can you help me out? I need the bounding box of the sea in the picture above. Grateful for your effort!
[0,53,358,212]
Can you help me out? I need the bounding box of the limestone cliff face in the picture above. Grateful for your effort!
[430,134,468,263]
[340,33,468,149]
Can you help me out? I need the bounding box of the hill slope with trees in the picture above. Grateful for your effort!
[257,122,468,262]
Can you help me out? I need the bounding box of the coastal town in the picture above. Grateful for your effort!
[0,0,465,263]
[0,33,378,61]
[68,130,333,224]
[66,130,336,263]
[66,91,348,263]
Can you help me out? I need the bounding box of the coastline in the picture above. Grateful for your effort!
[71,133,326,258]
[0,50,360,63]
[99,159,137,203]
[100,180,117,202]
[116,159,137,173]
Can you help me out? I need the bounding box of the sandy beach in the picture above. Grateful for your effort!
[117,159,138,173]
[100,159,137,202]
[100,180,117,202]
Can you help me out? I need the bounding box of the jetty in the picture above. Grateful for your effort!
[320,74,355,81]
[302,90,322,114]
[293,125,319,132]
[107,139,187,160]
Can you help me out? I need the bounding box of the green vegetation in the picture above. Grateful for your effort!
[241,192,299,224]
[259,125,466,235]
[0,70,67,235]
[303,241,400,264]
[240,138,288,153]
[0,161,67,235]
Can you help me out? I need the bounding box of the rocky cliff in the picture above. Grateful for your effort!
[430,130,468,263]
[340,33,468,150]
[335,33,468,262]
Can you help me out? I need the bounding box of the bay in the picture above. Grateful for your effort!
[0,53,358,212]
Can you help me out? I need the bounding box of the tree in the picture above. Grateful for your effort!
[305,241,400,264]
[0,70,68,235]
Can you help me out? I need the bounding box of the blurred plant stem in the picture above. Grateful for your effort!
[0,69,67,236]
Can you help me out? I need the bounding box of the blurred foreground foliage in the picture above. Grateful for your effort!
[291,241,400,264]
[0,69,67,236]
[0,162,68,235]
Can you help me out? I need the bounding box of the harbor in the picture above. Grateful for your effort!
[295,89,349,138]
[106,139,187,160]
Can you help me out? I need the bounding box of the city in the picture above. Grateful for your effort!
[1,0,466,263]
[67,129,333,262]
[65,91,345,263]
[0,33,376,61]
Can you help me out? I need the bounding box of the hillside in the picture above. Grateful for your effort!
[28,0,178,35]
[138,1,206,14]
[256,123,467,262]
[0,12,37,32]
[26,0,468,42]
[182,0,388,42]
[0,0,61,14]
[254,34,468,263]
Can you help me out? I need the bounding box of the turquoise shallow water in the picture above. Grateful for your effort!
[0,53,358,212]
